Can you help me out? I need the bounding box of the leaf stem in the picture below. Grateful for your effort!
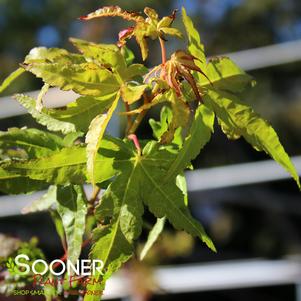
[128,134,141,155]
[128,110,147,135]
[52,238,91,270]
[128,92,150,135]
[159,37,167,81]
[159,37,167,65]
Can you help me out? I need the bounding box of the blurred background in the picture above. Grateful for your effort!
[0,0,301,300]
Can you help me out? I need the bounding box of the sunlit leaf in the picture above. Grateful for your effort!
[199,57,254,93]
[86,93,119,186]
[48,93,117,133]
[204,89,300,188]
[120,83,148,104]
[87,140,214,298]
[79,6,144,22]
[182,7,206,70]
[23,47,120,97]
[81,6,182,61]
[0,68,25,94]
[166,104,215,179]
[70,38,127,72]
[4,136,130,185]
[160,27,183,39]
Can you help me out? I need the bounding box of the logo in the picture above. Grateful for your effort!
[7,254,104,277]
[6,255,105,295]
[6,257,21,275]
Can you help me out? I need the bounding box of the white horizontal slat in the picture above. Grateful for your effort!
[226,39,301,71]
[186,156,301,192]
[102,258,301,299]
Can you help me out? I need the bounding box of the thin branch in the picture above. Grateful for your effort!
[159,37,167,80]
[52,238,91,270]
[128,92,150,134]
[124,101,133,134]
[128,134,141,155]
[159,37,167,65]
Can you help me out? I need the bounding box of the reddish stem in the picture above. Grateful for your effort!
[159,37,167,65]
[128,134,141,155]
[159,37,167,81]
[53,238,91,270]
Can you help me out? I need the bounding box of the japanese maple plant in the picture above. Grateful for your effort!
[0,5,299,301]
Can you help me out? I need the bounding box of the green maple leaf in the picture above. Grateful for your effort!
[204,89,300,188]
[86,139,215,300]
[1,136,129,186]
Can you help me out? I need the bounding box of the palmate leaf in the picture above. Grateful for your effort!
[204,89,300,188]
[70,38,148,81]
[14,94,77,134]
[3,136,131,186]
[24,47,84,64]
[71,38,148,95]
[25,62,120,97]
[56,185,88,266]
[70,39,148,104]
[86,93,119,186]
[87,140,215,299]
[0,68,25,94]
[24,47,120,97]
[0,128,65,159]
